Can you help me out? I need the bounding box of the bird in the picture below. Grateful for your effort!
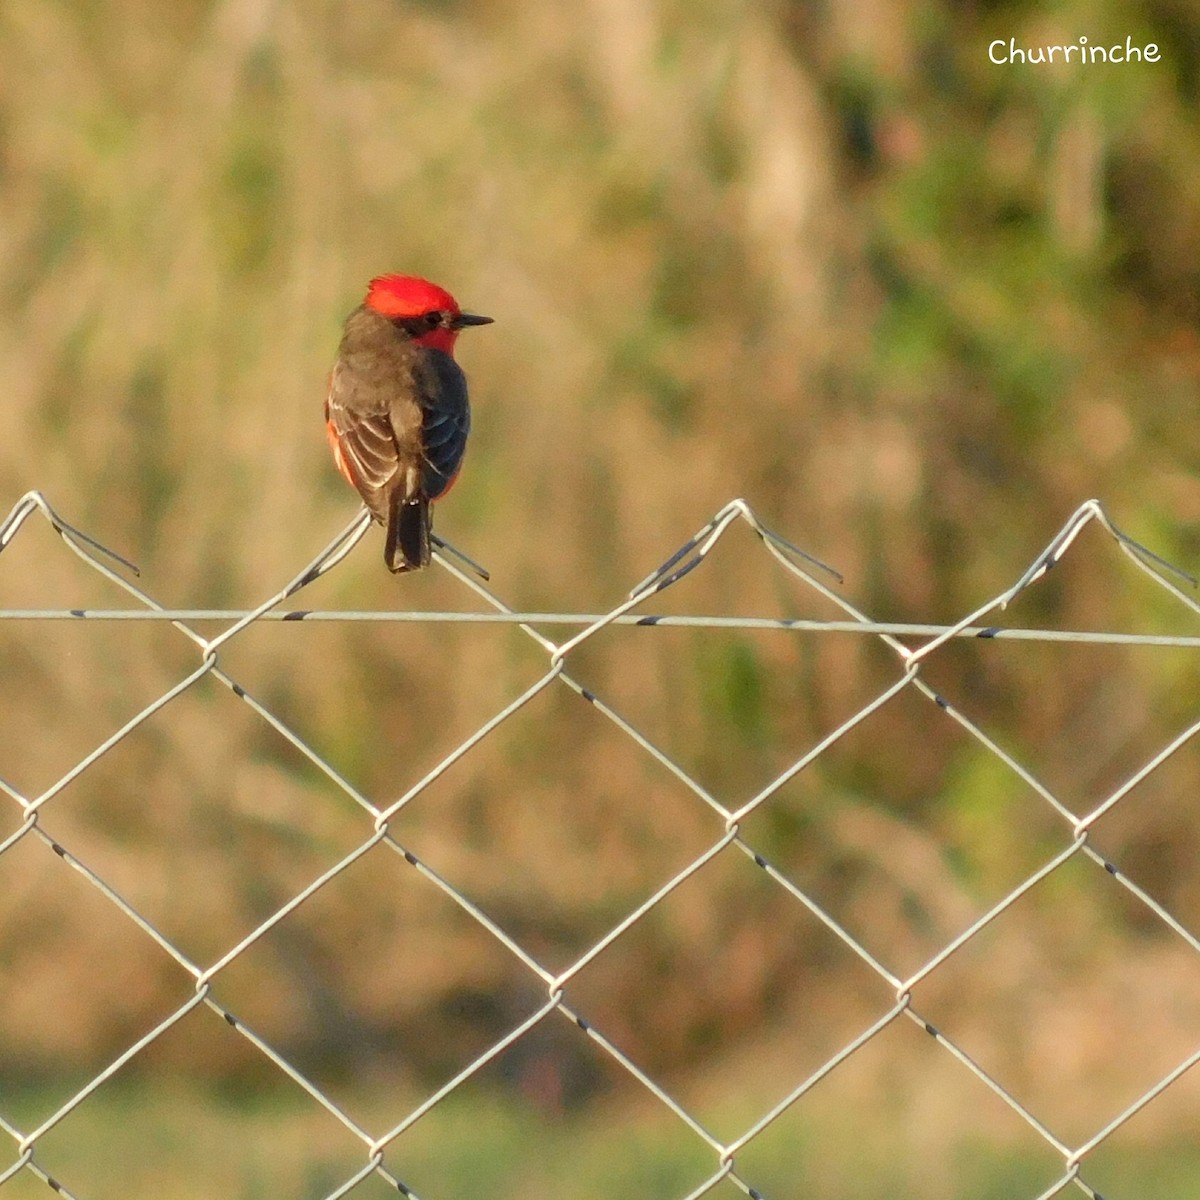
[325,274,492,572]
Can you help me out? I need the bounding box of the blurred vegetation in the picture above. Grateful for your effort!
[2,0,1200,1194]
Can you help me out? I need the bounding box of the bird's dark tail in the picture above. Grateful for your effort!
[385,494,431,572]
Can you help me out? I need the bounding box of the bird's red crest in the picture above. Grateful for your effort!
[364,274,460,319]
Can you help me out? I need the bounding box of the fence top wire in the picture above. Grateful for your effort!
[2,488,1200,1200]
[2,608,1200,648]
[2,489,1196,650]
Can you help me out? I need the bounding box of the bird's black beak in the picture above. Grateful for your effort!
[452,311,494,329]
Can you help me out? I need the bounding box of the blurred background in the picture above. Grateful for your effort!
[2,1,1200,1197]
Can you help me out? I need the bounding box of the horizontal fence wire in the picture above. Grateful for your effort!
[2,490,1200,1200]
[3,608,1200,649]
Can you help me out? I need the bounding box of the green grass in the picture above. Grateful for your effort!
[5,1077,1199,1200]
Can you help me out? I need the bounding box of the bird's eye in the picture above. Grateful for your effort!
[425,311,443,329]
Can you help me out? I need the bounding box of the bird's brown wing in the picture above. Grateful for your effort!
[325,362,410,523]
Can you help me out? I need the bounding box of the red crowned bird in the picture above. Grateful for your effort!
[325,274,492,571]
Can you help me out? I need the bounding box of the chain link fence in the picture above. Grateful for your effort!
[2,491,1200,1200]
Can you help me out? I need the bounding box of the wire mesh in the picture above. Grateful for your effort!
[2,491,1199,1200]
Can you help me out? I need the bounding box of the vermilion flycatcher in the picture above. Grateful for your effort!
[325,274,492,571]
